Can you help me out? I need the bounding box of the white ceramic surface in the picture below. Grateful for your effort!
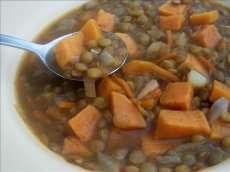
[0,1,230,172]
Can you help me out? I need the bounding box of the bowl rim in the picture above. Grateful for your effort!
[1,1,230,172]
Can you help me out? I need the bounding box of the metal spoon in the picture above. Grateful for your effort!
[0,32,127,81]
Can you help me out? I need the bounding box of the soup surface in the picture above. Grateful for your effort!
[16,0,230,171]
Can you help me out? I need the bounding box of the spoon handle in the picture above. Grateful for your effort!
[0,34,46,60]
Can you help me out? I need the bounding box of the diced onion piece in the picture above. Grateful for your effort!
[84,78,96,97]
[98,152,119,172]
[207,97,229,123]
[137,80,159,100]
[99,50,114,66]
[187,70,207,88]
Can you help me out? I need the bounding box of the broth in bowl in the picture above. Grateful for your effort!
[15,0,230,171]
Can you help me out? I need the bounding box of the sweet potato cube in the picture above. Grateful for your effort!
[111,92,147,129]
[160,82,193,110]
[141,99,155,109]
[193,25,221,48]
[155,110,211,139]
[116,33,138,56]
[54,32,84,69]
[209,80,230,102]
[141,135,183,161]
[97,77,123,99]
[209,121,230,140]
[81,19,102,41]
[178,54,208,77]
[68,105,101,142]
[159,15,185,31]
[159,0,187,16]
[62,137,92,157]
[190,10,219,26]
[95,9,115,32]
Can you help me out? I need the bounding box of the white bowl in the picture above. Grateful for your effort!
[1,1,230,172]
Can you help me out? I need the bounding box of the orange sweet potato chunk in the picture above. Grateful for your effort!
[68,105,101,142]
[190,10,219,26]
[111,92,147,129]
[62,137,92,157]
[160,82,193,110]
[95,9,115,32]
[159,15,185,31]
[209,121,230,140]
[209,80,230,102]
[97,77,123,99]
[159,0,187,16]
[81,19,102,41]
[54,32,84,69]
[155,110,211,139]
[116,33,138,56]
[193,25,222,48]
[141,99,155,109]
[141,135,183,161]
[178,54,208,77]
[143,88,163,101]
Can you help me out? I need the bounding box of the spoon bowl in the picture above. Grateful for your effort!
[0,32,127,81]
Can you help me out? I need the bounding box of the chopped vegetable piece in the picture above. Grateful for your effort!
[160,82,193,110]
[141,99,155,109]
[187,70,207,88]
[81,19,102,41]
[95,9,115,32]
[209,80,230,102]
[178,54,208,77]
[68,105,102,142]
[159,15,185,31]
[155,110,211,139]
[137,80,159,100]
[116,33,138,56]
[166,30,173,49]
[56,101,76,109]
[122,60,179,82]
[197,55,216,72]
[189,10,219,26]
[207,97,229,124]
[142,88,162,101]
[54,32,85,69]
[111,75,135,99]
[158,0,187,16]
[193,25,222,48]
[209,121,230,140]
[122,60,154,74]
[84,78,97,97]
[99,50,115,66]
[62,137,92,157]
[98,152,119,172]
[141,135,184,161]
[110,92,147,129]
[97,77,123,99]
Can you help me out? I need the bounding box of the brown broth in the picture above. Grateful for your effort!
[15,0,230,171]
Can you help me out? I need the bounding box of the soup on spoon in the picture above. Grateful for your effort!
[0,19,128,97]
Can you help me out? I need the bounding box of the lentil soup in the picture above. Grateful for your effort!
[15,0,230,171]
